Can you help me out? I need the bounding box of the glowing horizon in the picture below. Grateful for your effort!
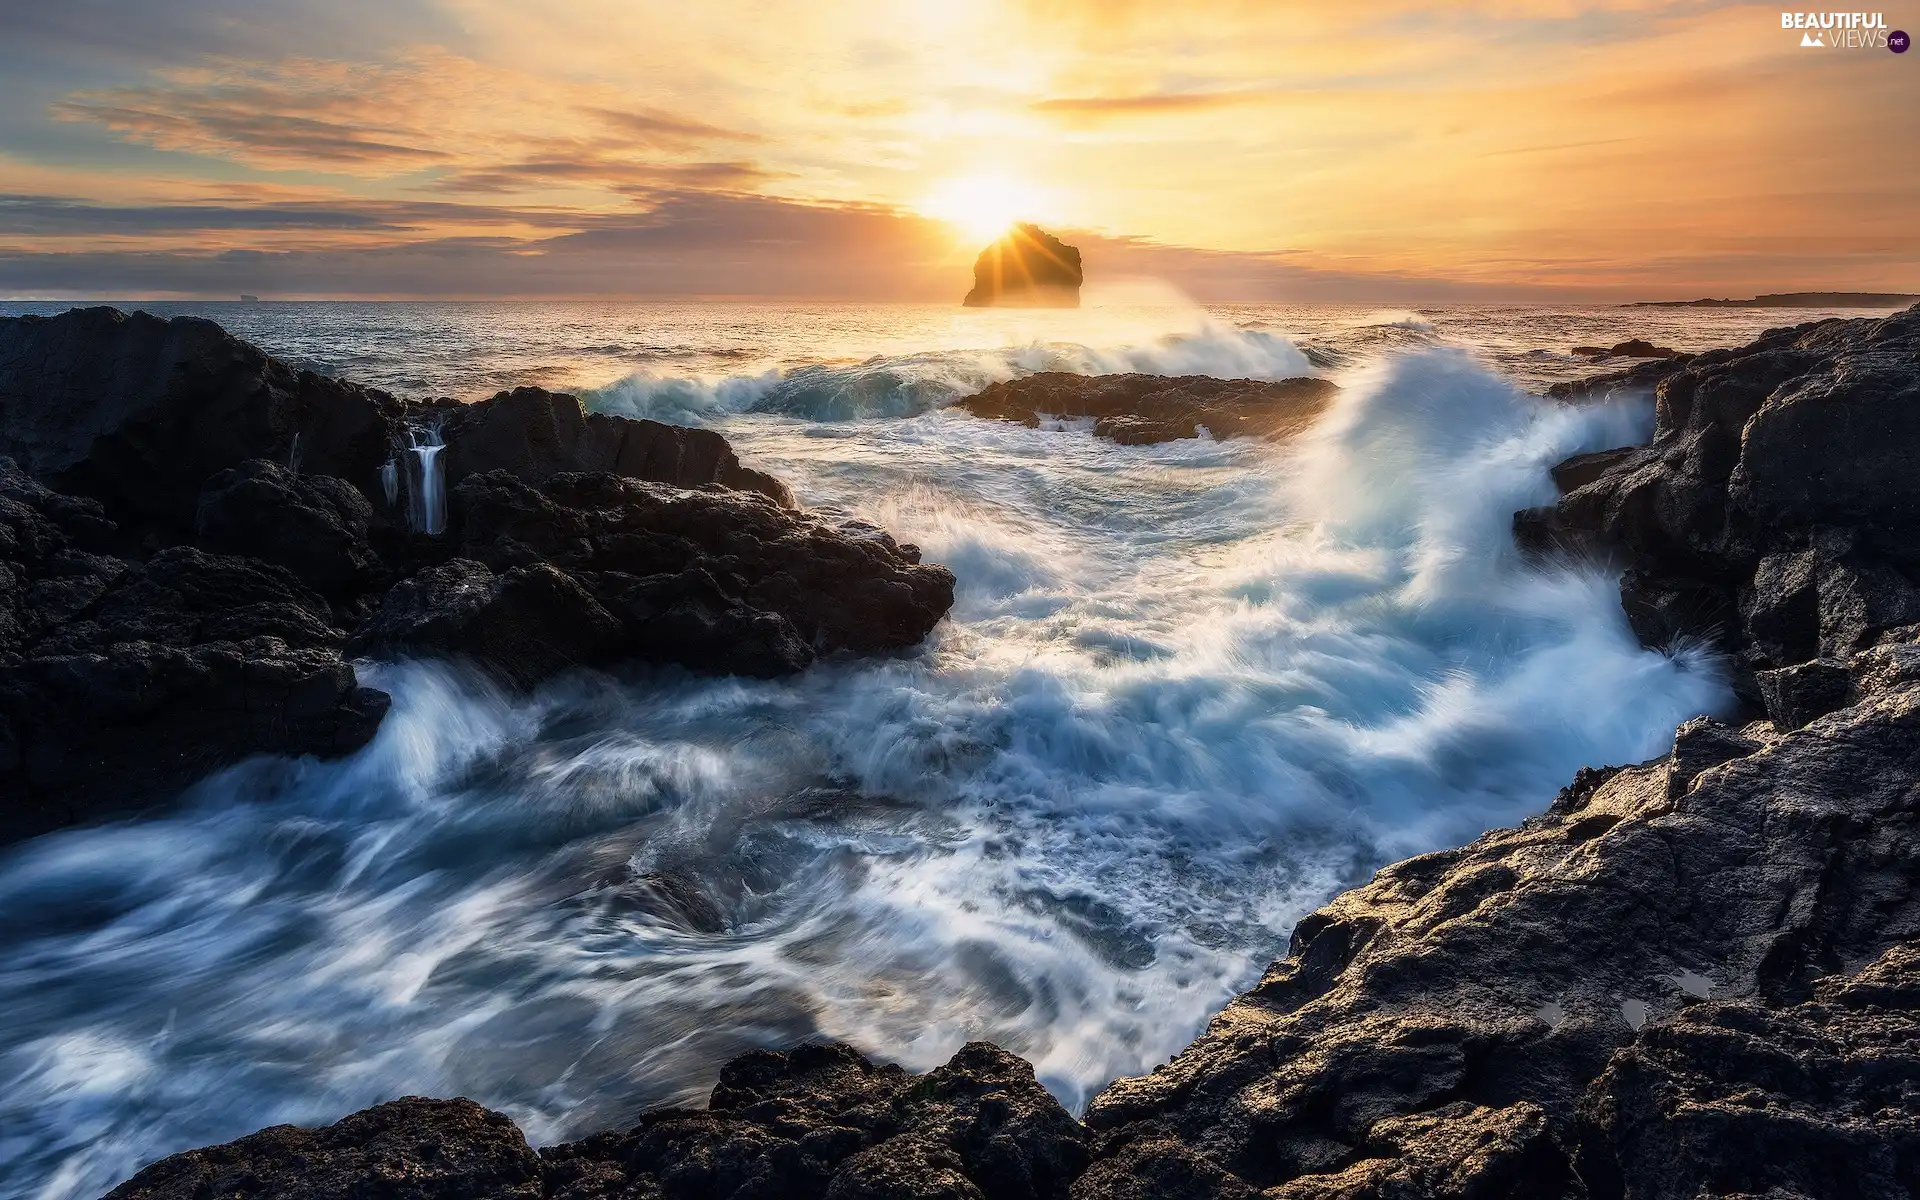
[0,1,1914,300]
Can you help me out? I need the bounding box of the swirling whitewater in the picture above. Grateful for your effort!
[0,297,1794,1198]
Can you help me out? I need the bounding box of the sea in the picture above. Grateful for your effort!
[0,294,1881,1198]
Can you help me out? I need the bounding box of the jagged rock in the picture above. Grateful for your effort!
[1664,715,1764,797]
[438,385,793,506]
[1572,941,1920,1200]
[0,312,953,840]
[0,309,795,543]
[959,374,1337,445]
[104,1097,544,1200]
[349,559,623,689]
[1544,356,1692,404]
[110,634,1920,1198]
[447,470,952,663]
[962,225,1083,308]
[1549,446,1640,494]
[0,307,400,542]
[196,458,383,602]
[1262,1101,1572,1200]
[350,467,951,686]
[1526,305,1920,700]
[1071,660,1920,1196]
[0,460,386,845]
[1755,658,1852,730]
[113,1042,1089,1200]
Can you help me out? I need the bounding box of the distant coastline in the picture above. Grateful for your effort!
[1623,291,1920,309]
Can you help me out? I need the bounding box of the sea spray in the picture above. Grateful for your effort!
[586,320,1317,426]
[0,342,1731,1200]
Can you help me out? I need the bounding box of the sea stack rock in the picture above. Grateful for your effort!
[961,223,1083,308]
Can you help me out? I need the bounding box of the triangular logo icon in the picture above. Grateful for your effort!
[1800,30,1824,46]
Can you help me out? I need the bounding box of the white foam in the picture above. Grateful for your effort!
[585,320,1316,425]
[0,344,1729,1198]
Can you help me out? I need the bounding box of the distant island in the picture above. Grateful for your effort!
[962,223,1083,308]
[1624,292,1919,309]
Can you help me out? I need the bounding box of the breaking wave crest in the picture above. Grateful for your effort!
[0,342,1729,1199]
[586,321,1315,424]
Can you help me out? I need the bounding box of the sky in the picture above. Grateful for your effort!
[0,0,1915,302]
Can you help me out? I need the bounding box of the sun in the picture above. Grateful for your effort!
[920,174,1041,245]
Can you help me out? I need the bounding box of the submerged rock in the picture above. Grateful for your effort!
[962,224,1083,308]
[1571,339,1682,359]
[959,373,1337,445]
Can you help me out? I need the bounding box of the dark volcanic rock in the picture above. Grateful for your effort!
[959,373,1337,445]
[0,308,795,542]
[0,459,385,845]
[353,469,951,680]
[1527,304,1920,703]
[1572,941,1920,1200]
[1543,355,1692,405]
[962,224,1083,308]
[0,310,952,843]
[1070,642,1920,1197]
[196,458,383,602]
[438,385,793,505]
[349,559,624,689]
[1571,339,1682,360]
[108,635,1920,1198]
[0,307,400,542]
[104,1097,544,1200]
[112,1041,1090,1200]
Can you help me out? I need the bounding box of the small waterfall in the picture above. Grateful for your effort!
[381,459,400,509]
[405,423,447,536]
[287,432,304,474]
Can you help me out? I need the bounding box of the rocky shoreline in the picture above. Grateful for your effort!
[0,308,954,845]
[30,306,1920,1198]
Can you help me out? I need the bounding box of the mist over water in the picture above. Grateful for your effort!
[0,299,1760,1198]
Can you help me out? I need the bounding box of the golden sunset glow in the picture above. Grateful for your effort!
[921,175,1046,245]
[0,1,1914,299]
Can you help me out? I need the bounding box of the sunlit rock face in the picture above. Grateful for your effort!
[962,223,1083,308]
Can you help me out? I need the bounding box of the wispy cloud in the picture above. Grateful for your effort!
[1031,90,1270,116]
[2,0,1913,298]
[50,50,767,193]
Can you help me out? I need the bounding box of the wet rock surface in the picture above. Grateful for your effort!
[436,384,793,506]
[109,1042,1090,1200]
[1571,339,1682,360]
[0,459,386,844]
[102,654,1920,1197]
[65,309,1920,1199]
[959,373,1338,445]
[0,309,952,842]
[1519,305,1920,711]
[1074,657,1920,1197]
